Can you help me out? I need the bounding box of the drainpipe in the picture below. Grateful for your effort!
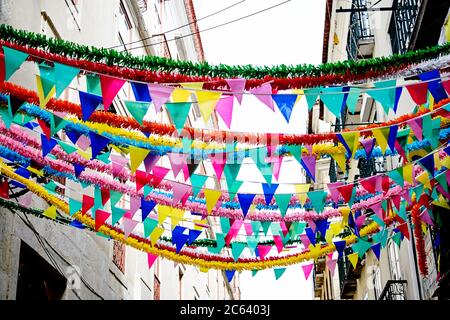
[125,0,156,57]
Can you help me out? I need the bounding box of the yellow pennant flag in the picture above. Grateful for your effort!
[441,156,450,169]
[196,91,222,122]
[348,252,359,269]
[330,152,347,173]
[433,194,450,209]
[27,166,44,177]
[204,189,222,214]
[193,218,208,231]
[402,163,413,184]
[171,88,192,103]
[150,227,164,245]
[181,82,204,90]
[43,205,57,220]
[340,131,360,158]
[199,266,209,273]
[170,208,185,230]
[415,171,431,190]
[325,229,334,245]
[111,144,129,154]
[435,153,442,171]
[158,205,172,224]
[294,184,310,206]
[340,208,350,228]
[129,146,150,174]
[77,149,92,161]
[372,127,390,154]
[330,222,343,235]
[36,75,56,109]
[292,89,304,105]
[308,244,321,260]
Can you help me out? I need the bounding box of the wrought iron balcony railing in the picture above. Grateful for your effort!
[378,280,408,300]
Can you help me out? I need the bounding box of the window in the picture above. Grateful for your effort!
[388,241,402,280]
[112,241,126,273]
[373,266,383,299]
[388,0,422,54]
[119,0,132,30]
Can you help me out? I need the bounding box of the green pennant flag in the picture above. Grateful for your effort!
[69,198,82,216]
[0,107,13,129]
[143,218,158,238]
[381,199,388,212]
[228,180,243,201]
[261,221,272,236]
[86,74,102,96]
[125,100,150,125]
[387,168,404,186]
[93,187,103,216]
[224,163,242,188]
[279,230,291,245]
[165,102,192,133]
[274,268,287,280]
[220,217,230,234]
[110,190,122,207]
[231,242,246,261]
[182,137,192,153]
[38,63,55,98]
[80,181,90,189]
[3,46,29,80]
[435,171,449,193]
[289,222,306,239]
[392,232,403,248]
[54,62,79,97]
[397,201,408,221]
[51,114,68,134]
[274,194,292,218]
[371,214,385,227]
[111,206,127,225]
[373,228,388,248]
[412,184,424,198]
[270,223,281,235]
[97,151,111,164]
[208,233,225,254]
[45,181,57,193]
[252,270,259,277]
[307,190,327,213]
[190,174,208,197]
[58,141,77,154]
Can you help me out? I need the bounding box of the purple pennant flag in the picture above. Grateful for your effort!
[172,182,191,205]
[369,201,384,221]
[88,132,110,160]
[407,118,423,141]
[327,182,344,204]
[420,209,434,226]
[215,95,234,128]
[130,196,142,216]
[144,154,160,174]
[226,78,246,105]
[301,155,316,181]
[300,234,311,248]
[360,138,376,159]
[250,82,274,111]
[148,83,174,112]
[262,183,279,205]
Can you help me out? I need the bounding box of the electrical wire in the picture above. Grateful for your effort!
[121,0,292,52]
[108,0,247,49]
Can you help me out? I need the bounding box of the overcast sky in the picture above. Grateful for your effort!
[192,0,326,300]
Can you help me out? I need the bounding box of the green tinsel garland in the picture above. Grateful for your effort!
[1,24,450,79]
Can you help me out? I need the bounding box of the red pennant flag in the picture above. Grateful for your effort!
[397,223,410,240]
[38,118,51,141]
[360,175,380,194]
[95,209,110,231]
[405,82,428,105]
[101,188,110,206]
[337,183,354,203]
[0,180,9,199]
[135,170,151,192]
[81,195,94,215]
[99,75,125,110]
[441,79,450,96]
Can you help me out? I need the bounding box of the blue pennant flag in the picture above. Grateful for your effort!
[418,70,448,102]
[74,163,86,178]
[305,227,316,245]
[41,134,57,157]
[262,183,279,205]
[66,130,82,145]
[393,87,403,113]
[272,94,297,123]
[79,91,103,121]
[225,270,236,282]
[172,226,189,253]
[315,219,330,238]
[371,243,381,260]
[188,229,202,245]
[70,220,86,229]
[418,153,435,176]
[141,198,156,221]
[11,167,30,188]
[333,240,346,258]
[89,132,110,160]
[237,193,256,218]
[131,81,152,102]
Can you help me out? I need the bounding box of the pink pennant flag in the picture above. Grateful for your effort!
[130,196,141,215]
[111,154,129,178]
[123,217,139,238]
[257,245,272,260]
[360,138,376,158]
[250,82,274,111]
[300,234,311,248]
[327,182,344,204]
[273,235,284,253]
[308,218,316,233]
[302,263,314,280]
[244,223,253,236]
[226,78,246,104]
[148,83,175,112]
[20,192,33,207]
[327,259,337,276]
[209,153,227,180]
[100,75,125,110]
[407,118,423,141]
[225,220,243,246]
[327,252,334,260]
[172,181,191,205]
[77,134,91,151]
[394,140,407,163]
[147,253,158,269]
[168,153,188,177]
[151,166,170,186]
[280,220,289,236]
[355,214,366,228]
[420,209,434,226]
[215,95,234,128]
[266,155,283,180]
[369,201,384,220]
[401,189,412,205]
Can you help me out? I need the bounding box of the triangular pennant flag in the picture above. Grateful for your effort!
[257,245,272,260]
[353,238,373,258]
[43,205,57,220]
[345,87,362,113]
[100,188,110,206]
[79,91,102,121]
[124,100,150,125]
[337,131,360,158]
[151,166,170,187]
[2,46,29,80]
[147,253,158,269]
[172,182,191,205]
[301,155,316,181]
[307,190,327,213]
[111,206,127,225]
[327,182,344,204]
[170,208,185,229]
[196,91,222,122]
[204,189,221,214]
[190,174,208,197]
[123,217,139,238]
[0,106,13,129]
[8,95,25,117]
[337,183,355,204]
[54,62,79,97]
[226,78,246,104]
[360,138,376,159]
[36,75,55,108]
[435,171,449,193]
[86,74,102,95]
[73,163,85,178]
[418,70,448,102]
[274,268,287,280]
[143,217,158,238]
[148,83,174,112]
[315,219,330,237]
[165,102,192,133]
[262,183,279,205]
[99,75,125,110]
[50,114,68,134]
[250,82,274,111]
[418,153,435,176]
[304,87,322,110]
[302,263,314,280]
[168,152,188,177]
[150,227,164,245]
[397,222,410,240]
[371,243,381,260]
[57,141,78,155]
[131,81,151,102]
[372,126,396,154]
[95,209,110,231]
[295,184,311,206]
[274,193,292,217]
[305,227,316,245]
[273,235,284,253]
[225,270,236,283]
[69,198,82,216]
[214,95,234,128]
[348,252,359,269]
[143,154,160,174]
[367,80,397,114]
[387,168,404,186]
[188,229,202,245]
[406,82,428,105]
[320,87,344,119]
[272,94,297,123]
[81,195,94,215]
[238,193,256,217]
[129,146,151,174]
[334,240,347,258]
[261,221,272,236]
[40,134,58,157]
[231,242,246,261]
[88,132,110,160]
[141,199,156,221]
[171,88,191,103]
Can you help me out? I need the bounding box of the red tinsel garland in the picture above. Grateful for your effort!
[411,198,429,277]
[1,82,449,145]
[0,40,413,91]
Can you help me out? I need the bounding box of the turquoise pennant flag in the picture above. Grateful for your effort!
[86,74,102,96]
[274,193,292,218]
[320,87,344,119]
[367,80,397,114]
[307,190,327,213]
[304,87,322,110]
[165,102,192,133]
[124,100,150,125]
[346,87,362,113]
[69,198,82,216]
[54,62,80,97]
[231,242,246,261]
[38,63,55,98]
[190,174,208,197]
[3,46,29,80]
[274,268,287,280]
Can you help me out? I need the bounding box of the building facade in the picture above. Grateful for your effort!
[0,0,239,300]
[313,0,450,300]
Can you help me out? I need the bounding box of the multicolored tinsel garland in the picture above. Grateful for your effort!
[1,24,450,85]
[411,200,429,276]
[2,81,450,146]
[0,159,387,270]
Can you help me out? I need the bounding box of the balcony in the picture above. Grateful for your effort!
[339,251,364,299]
[346,0,374,60]
[388,0,421,54]
[379,280,408,300]
[314,256,327,298]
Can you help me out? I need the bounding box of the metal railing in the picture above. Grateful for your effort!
[379,280,408,300]
[346,0,374,60]
[388,0,421,54]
